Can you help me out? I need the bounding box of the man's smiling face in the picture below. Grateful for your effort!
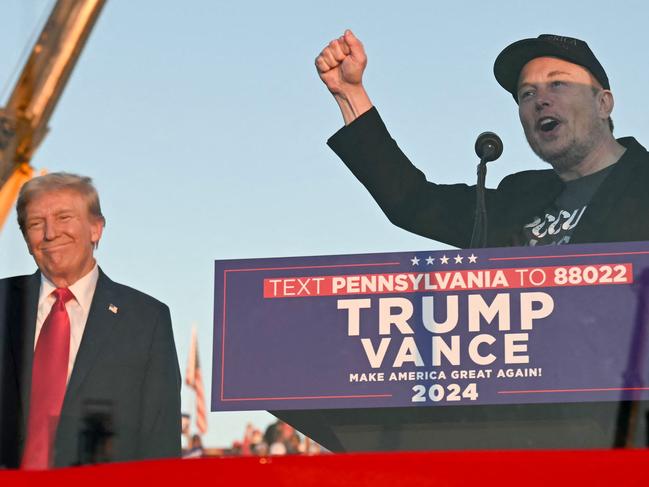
[23,189,103,287]
[517,56,610,174]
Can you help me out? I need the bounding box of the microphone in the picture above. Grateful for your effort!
[470,131,503,248]
[474,131,503,162]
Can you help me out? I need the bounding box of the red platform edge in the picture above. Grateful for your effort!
[2,449,648,486]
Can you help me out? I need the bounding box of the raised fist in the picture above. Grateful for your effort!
[315,30,367,96]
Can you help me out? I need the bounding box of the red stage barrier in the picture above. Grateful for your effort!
[2,450,647,486]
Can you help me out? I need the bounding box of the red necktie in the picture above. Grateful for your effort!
[21,287,74,470]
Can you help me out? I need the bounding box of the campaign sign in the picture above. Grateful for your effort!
[212,241,649,412]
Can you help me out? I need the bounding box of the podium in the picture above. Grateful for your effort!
[214,242,649,453]
[274,401,649,452]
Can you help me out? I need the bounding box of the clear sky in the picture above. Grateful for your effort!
[1,0,649,448]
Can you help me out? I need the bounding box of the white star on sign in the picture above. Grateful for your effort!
[411,256,420,266]
[426,256,434,265]
[440,255,449,264]
[454,255,464,264]
[468,254,478,263]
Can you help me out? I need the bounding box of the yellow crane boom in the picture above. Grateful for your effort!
[0,0,106,230]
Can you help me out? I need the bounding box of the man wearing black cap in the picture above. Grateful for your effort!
[316,31,649,247]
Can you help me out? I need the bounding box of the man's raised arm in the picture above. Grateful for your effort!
[315,30,373,125]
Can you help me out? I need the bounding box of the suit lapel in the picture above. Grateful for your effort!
[64,269,119,400]
[572,137,646,244]
[8,272,40,426]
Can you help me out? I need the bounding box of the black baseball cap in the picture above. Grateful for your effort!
[494,34,609,102]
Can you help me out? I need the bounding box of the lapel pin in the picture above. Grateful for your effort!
[108,304,119,314]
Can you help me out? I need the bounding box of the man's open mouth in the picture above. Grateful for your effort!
[537,117,561,133]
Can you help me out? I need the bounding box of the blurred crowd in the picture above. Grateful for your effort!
[182,418,326,458]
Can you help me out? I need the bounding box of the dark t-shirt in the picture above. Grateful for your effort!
[522,165,614,246]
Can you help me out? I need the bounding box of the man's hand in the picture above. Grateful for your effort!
[315,30,373,125]
[316,30,366,94]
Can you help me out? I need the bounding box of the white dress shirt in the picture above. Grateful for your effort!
[34,264,99,383]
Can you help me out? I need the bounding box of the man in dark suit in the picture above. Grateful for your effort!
[0,173,181,469]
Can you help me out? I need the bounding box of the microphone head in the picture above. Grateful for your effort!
[475,131,503,162]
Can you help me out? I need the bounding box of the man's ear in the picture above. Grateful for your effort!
[90,218,104,249]
[598,89,614,120]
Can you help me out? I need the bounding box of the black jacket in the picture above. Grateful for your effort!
[328,107,649,248]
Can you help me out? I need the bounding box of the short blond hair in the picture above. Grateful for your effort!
[17,172,106,233]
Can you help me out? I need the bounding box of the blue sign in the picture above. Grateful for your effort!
[212,241,649,411]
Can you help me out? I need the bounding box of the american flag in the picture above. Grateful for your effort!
[186,326,207,434]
